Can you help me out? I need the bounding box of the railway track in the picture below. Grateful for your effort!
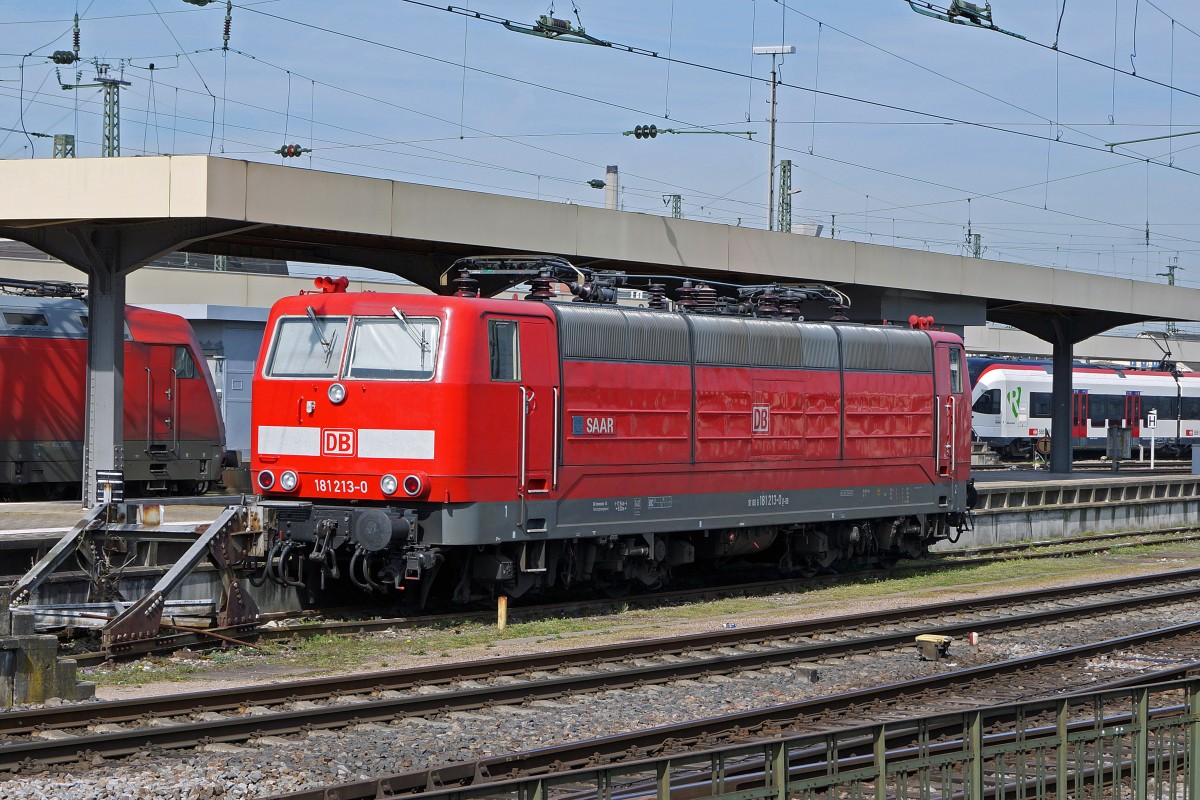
[6,569,1200,772]
[271,666,1200,800]
[61,524,1200,666]
[267,625,1200,799]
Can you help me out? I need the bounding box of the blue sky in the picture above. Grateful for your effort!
[2,1,1199,288]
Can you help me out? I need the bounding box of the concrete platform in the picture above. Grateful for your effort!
[960,467,1200,548]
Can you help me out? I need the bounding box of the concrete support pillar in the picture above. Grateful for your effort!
[84,266,127,506]
[1050,320,1073,474]
[0,219,264,505]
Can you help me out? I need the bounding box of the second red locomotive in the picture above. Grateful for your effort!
[250,258,973,603]
[0,278,228,499]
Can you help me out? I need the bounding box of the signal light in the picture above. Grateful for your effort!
[633,124,658,139]
[277,143,305,158]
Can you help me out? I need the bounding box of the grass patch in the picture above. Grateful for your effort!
[84,541,1200,687]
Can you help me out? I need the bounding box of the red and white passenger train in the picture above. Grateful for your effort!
[250,258,974,603]
[0,279,227,499]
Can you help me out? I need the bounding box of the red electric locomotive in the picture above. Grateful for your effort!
[0,278,228,499]
[251,257,973,603]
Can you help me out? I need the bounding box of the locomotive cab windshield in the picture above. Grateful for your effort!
[265,316,349,378]
[346,313,439,380]
[264,312,441,381]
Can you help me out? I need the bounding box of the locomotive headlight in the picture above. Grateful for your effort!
[380,474,398,496]
[402,472,428,498]
[327,382,347,405]
[280,470,299,492]
[256,470,275,491]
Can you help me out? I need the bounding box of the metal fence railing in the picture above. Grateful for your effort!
[399,678,1200,800]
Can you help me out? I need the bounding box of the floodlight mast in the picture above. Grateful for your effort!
[753,45,795,231]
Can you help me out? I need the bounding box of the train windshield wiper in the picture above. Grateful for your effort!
[306,306,337,365]
[392,307,430,370]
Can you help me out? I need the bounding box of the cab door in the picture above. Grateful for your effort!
[129,343,176,453]
[486,316,558,497]
[517,318,557,496]
[933,343,969,485]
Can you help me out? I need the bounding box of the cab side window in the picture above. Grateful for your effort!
[489,320,520,381]
[949,347,963,393]
[174,346,198,379]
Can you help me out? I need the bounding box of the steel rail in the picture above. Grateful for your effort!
[4,580,1200,769]
[262,628,1200,800]
[62,526,1200,666]
[462,665,1200,800]
[20,567,1200,732]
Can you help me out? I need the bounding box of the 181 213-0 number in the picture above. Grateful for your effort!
[313,478,369,494]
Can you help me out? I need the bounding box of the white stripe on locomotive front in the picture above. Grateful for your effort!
[257,425,435,459]
[258,425,321,456]
[358,429,435,460]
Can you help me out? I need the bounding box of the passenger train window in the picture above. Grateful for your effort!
[1031,392,1052,418]
[264,316,349,378]
[972,389,1001,415]
[949,348,963,393]
[489,319,520,381]
[1153,396,1179,418]
[173,346,197,379]
[345,316,440,380]
[1089,396,1124,425]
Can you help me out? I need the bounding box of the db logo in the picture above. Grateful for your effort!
[751,404,770,435]
[322,428,356,456]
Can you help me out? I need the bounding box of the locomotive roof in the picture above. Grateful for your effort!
[271,291,956,372]
[966,355,1177,386]
[272,289,961,340]
[0,292,196,345]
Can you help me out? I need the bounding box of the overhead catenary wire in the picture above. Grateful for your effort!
[146,0,216,153]
[4,2,1200,273]
[228,2,1200,253]
[14,4,1195,256]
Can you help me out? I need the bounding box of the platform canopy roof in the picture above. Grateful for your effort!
[0,155,1195,343]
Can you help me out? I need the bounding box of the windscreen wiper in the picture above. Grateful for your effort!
[306,306,338,365]
[392,307,430,370]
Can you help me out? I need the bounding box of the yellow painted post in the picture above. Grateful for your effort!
[497,595,508,631]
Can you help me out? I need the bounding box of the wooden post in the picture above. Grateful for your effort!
[497,595,508,631]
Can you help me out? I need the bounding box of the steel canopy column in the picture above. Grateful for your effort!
[84,266,126,506]
[1050,320,1073,473]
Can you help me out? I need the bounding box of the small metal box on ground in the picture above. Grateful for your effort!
[916,634,953,661]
